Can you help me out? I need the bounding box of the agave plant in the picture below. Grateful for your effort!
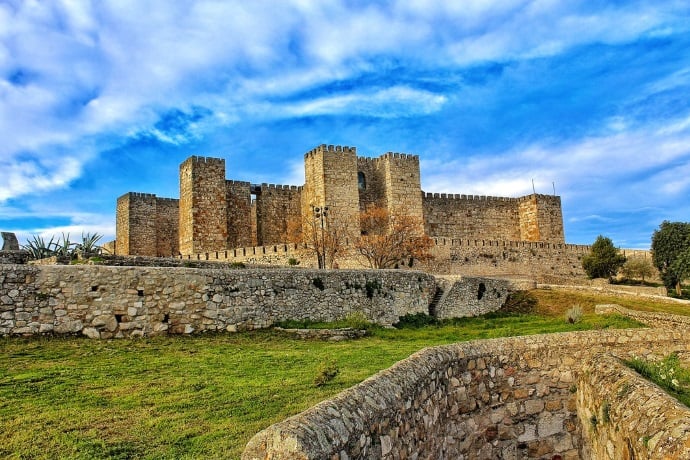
[51,232,75,257]
[22,235,57,260]
[75,232,103,256]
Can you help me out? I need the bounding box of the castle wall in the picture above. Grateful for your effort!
[255,184,302,246]
[154,198,179,256]
[423,194,522,240]
[225,180,253,248]
[428,238,589,281]
[356,156,386,210]
[179,156,228,255]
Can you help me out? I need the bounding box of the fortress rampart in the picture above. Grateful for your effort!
[115,144,566,267]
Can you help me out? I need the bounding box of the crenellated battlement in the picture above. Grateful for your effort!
[259,183,302,192]
[226,179,251,187]
[381,151,419,161]
[120,192,157,200]
[424,193,518,202]
[304,144,357,159]
[184,155,226,166]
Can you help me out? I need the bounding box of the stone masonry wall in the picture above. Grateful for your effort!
[578,353,690,459]
[179,156,228,255]
[435,276,512,319]
[428,238,590,281]
[244,327,690,459]
[423,194,522,241]
[356,156,386,211]
[155,198,179,256]
[381,153,425,234]
[115,193,179,256]
[226,180,253,248]
[116,192,157,256]
[302,145,361,240]
[256,184,302,246]
[0,265,436,337]
[243,327,690,460]
[519,194,565,243]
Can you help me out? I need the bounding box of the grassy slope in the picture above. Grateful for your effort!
[0,288,674,459]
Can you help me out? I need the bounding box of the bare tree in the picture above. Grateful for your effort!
[354,206,433,269]
[285,207,351,269]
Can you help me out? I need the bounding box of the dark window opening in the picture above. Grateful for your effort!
[477,282,486,300]
[162,313,170,323]
[358,171,366,190]
[91,286,98,292]
[137,289,144,297]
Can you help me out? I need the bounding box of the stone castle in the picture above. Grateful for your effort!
[115,144,565,257]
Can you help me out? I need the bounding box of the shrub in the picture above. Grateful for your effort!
[582,235,626,279]
[565,305,583,324]
[287,258,300,266]
[394,312,439,329]
[314,358,339,387]
[230,262,246,269]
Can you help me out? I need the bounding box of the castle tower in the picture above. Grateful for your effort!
[518,194,565,243]
[179,156,228,255]
[302,144,360,239]
[379,152,424,234]
[116,192,157,256]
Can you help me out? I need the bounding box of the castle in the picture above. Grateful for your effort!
[115,144,565,258]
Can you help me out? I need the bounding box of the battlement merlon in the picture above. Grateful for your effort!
[117,192,158,201]
[259,183,303,192]
[304,144,357,159]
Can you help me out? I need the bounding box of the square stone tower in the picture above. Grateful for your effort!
[302,145,360,238]
[179,156,228,255]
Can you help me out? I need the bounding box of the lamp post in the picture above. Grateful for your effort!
[312,205,329,269]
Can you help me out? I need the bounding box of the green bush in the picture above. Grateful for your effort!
[582,235,626,279]
[287,258,300,266]
[342,311,371,330]
[394,312,439,329]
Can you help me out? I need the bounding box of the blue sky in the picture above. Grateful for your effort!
[1,1,690,249]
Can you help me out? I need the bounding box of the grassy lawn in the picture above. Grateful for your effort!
[0,288,674,459]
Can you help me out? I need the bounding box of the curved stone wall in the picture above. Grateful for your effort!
[243,326,690,459]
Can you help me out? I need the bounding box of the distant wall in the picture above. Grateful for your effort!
[423,194,522,241]
[226,180,253,248]
[243,328,690,459]
[255,184,302,246]
[0,265,436,337]
[423,194,564,244]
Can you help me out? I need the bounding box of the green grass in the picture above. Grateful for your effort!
[0,288,668,459]
[626,353,690,408]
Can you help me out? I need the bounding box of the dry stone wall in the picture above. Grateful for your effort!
[435,276,512,319]
[243,327,690,460]
[0,265,437,337]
